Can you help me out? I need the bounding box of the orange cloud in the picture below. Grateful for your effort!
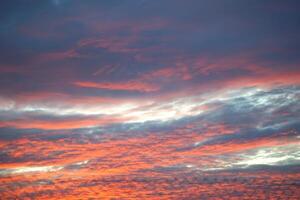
[0,116,127,130]
[74,81,160,92]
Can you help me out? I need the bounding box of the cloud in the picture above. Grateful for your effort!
[233,144,300,167]
[73,81,159,92]
[0,0,300,199]
[0,115,127,130]
[0,165,63,176]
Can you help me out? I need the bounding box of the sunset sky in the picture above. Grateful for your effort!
[0,0,300,199]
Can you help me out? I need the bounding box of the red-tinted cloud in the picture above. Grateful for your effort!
[73,81,160,92]
[1,0,300,199]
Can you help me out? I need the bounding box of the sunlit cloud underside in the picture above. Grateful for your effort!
[0,0,300,199]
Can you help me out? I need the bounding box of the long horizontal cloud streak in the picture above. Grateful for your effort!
[1,0,300,199]
[74,81,160,92]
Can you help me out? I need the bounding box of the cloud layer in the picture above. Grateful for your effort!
[0,0,299,199]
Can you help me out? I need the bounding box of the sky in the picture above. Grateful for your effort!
[0,0,300,199]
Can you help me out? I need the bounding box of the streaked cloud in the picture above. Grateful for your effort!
[0,0,299,199]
